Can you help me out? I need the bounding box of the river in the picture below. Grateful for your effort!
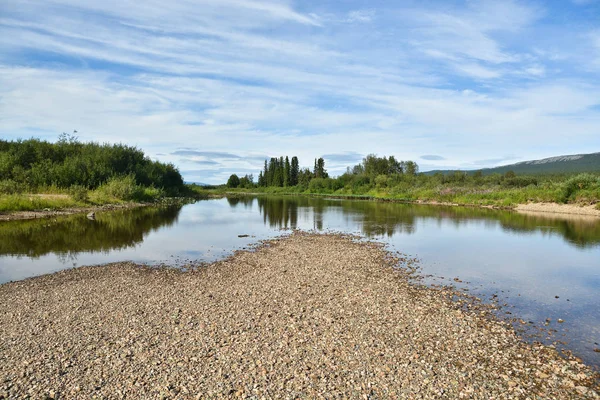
[1,196,598,368]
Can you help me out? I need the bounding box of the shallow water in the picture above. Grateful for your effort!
[1,196,599,367]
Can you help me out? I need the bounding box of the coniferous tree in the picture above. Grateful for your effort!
[263,160,268,187]
[268,158,276,186]
[290,156,299,186]
[258,171,264,187]
[315,157,327,179]
[276,156,284,187]
[284,156,290,187]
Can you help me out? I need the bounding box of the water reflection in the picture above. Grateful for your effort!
[0,205,182,258]
[252,196,600,248]
[1,196,598,367]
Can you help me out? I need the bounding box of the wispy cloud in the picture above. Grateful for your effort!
[345,10,375,23]
[321,152,364,164]
[0,0,599,183]
[420,155,446,161]
[172,151,241,159]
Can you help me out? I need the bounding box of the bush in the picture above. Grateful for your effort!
[308,178,327,192]
[97,174,142,201]
[375,174,389,188]
[68,185,89,202]
[139,186,165,202]
[560,173,600,203]
[0,180,23,195]
[502,176,538,188]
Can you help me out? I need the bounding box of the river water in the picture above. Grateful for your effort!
[1,196,599,367]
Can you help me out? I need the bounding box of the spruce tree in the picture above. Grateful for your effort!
[268,158,277,186]
[290,156,299,186]
[316,157,328,178]
[263,160,268,187]
[278,156,285,186]
[284,156,290,187]
[258,171,264,187]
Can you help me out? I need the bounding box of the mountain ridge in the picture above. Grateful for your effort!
[424,151,600,175]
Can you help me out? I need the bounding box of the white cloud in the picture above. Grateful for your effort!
[0,0,599,183]
[345,10,375,23]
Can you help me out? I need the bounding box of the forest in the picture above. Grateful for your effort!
[0,135,186,211]
[222,154,600,207]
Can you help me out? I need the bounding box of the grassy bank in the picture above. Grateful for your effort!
[197,172,600,209]
[0,177,206,213]
[0,137,206,213]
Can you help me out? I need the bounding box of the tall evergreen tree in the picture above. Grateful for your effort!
[290,156,299,186]
[257,171,264,187]
[284,156,290,187]
[263,160,268,187]
[315,157,327,179]
[277,156,285,186]
[268,158,277,186]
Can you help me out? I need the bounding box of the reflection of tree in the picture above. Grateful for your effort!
[241,195,600,247]
[256,197,299,229]
[338,200,417,237]
[0,206,182,258]
[226,196,254,208]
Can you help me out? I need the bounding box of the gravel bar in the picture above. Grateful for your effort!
[1,232,598,399]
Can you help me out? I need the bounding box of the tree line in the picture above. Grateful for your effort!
[227,154,421,189]
[228,156,329,188]
[0,135,185,195]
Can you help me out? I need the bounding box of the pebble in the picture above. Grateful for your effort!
[0,233,597,398]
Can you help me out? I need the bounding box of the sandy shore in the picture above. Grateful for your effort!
[515,202,600,218]
[0,233,598,399]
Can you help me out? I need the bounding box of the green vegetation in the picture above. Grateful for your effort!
[216,154,600,207]
[0,194,80,212]
[0,135,189,212]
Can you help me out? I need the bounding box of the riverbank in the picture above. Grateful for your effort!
[218,190,600,218]
[0,201,149,222]
[1,233,597,398]
[0,196,201,222]
[515,202,600,218]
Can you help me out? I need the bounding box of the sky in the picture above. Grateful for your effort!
[1,0,599,184]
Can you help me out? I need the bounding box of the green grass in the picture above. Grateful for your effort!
[0,195,81,212]
[0,180,173,213]
[208,173,600,209]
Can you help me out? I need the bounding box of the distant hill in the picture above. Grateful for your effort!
[424,152,600,176]
[185,181,212,186]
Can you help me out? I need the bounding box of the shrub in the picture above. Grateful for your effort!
[139,186,165,202]
[97,174,142,201]
[375,174,389,188]
[68,185,89,202]
[308,178,327,191]
[502,176,538,188]
[560,173,600,203]
[0,180,23,195]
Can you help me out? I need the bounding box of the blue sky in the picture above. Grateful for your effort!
[1,0,599,183]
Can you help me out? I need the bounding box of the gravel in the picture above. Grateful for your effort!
[0,232,598,399]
